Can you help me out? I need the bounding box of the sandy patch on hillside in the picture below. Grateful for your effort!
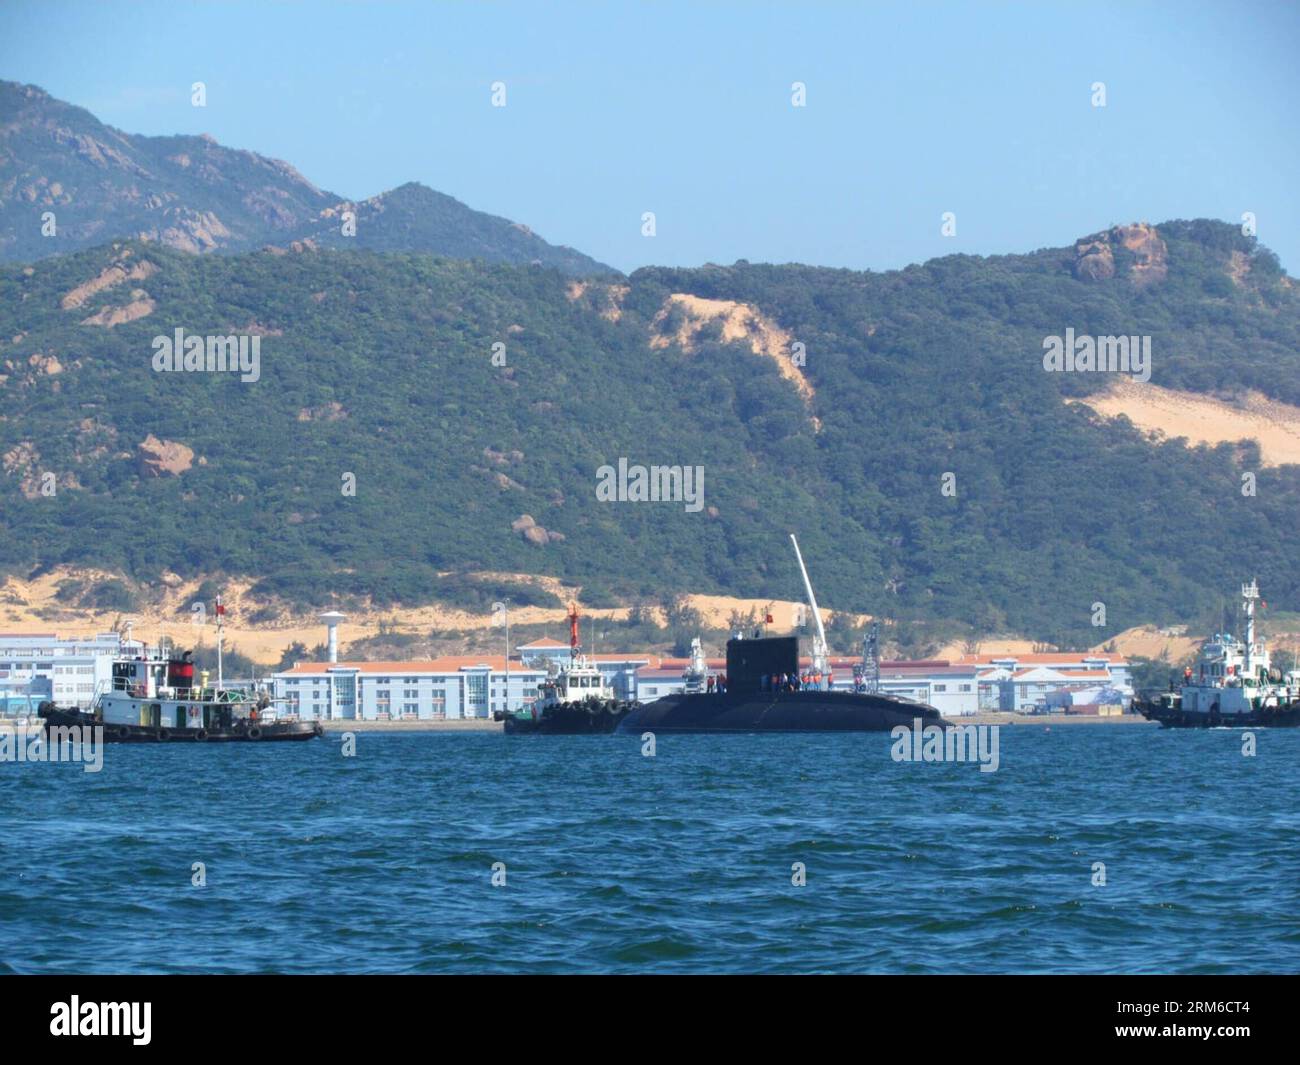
[935,637,1043,659]
[569,281,626,321]
[1070,379,1300,467]
[682,593,857,630]
[651,293,816,406]
[601,284,629,322]
[1092,625,1201,663]
[0,567,848,667]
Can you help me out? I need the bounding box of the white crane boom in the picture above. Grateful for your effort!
[790,534,829,673]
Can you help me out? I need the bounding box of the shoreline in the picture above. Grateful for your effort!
[946,712,1155,726]
[318,718,503,733]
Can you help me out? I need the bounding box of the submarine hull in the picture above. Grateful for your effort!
[617,690,945,734]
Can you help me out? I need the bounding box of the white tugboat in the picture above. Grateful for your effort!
[503,603,628,733]
[38,598,322,742]
[1137,580,1300,728]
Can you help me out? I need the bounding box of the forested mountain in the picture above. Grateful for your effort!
[286,183,614,276]
[2,215,1297,645]
[0,81,611,274]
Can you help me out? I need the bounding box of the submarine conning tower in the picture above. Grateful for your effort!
[726,635,799,694]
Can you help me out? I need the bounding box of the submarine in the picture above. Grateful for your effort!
[616,632,945,734]
[616,534,947,734]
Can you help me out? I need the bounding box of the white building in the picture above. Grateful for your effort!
[271,656,548,721]
[0,631,121,712]
[870,661,981,717]
[953,652,1134,712]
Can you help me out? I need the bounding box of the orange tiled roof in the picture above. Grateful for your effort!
[957,652,1124,665]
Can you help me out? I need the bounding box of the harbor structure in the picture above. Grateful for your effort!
[955,651,1134,711]
[0,631,122,713]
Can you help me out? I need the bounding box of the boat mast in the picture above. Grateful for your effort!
[567,601,580,666]
[790,534,829,680]
[1242,579,1259,678]
[215,593,225,691]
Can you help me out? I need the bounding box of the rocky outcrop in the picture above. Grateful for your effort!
[1073,237,1115,281]
[1114,223,1168,286]
[511,514,564,544]
[60,255,156,310]
[143,208,233,254]
[27,353,63,375]
[1074,223,1168,286]
[2,441,44,498]
[80,291,155,327]
[136,435,194,477]
[296,401,348,422]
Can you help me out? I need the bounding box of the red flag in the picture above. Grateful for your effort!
[765,613,774,624]
[215,595,225,616]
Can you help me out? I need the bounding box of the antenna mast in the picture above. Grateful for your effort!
[860,620,880,694]
[215,593,225,691]
[1242,579,1259,677]
[567,601,580,665]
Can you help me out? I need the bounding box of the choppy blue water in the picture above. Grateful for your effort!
[1,726,1297,973]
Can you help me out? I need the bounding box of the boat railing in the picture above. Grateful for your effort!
[102,676,254,703]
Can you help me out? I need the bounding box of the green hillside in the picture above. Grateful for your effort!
[289,182,615,276]
[1,218,1297,645]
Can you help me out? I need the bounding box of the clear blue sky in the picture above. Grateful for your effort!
[2,0,1297,273]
